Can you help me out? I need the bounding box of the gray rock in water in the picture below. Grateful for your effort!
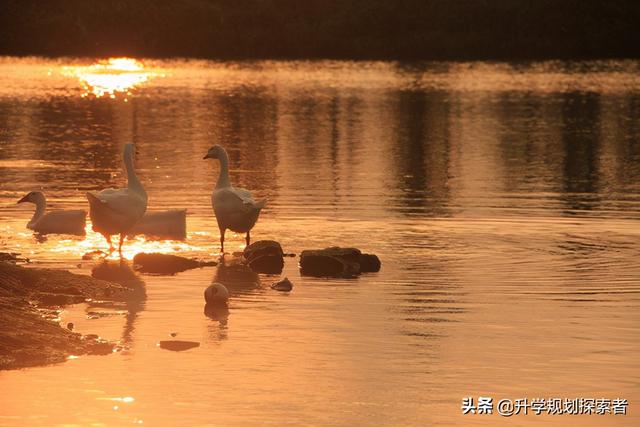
[133,253,217,275]
[244,240,284,274]
[300,247,380,278]
[271,277,293,292]
[204,283,229,305]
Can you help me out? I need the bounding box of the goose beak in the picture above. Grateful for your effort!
[17,195,28,204]
[203,153,211,160]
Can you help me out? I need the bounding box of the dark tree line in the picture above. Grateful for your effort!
[0,0,638,60]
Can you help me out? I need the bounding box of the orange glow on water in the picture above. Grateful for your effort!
[49,221,208,261]
[63,58,158,98]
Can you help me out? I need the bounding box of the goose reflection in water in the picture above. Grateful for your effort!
[90,260,146,346]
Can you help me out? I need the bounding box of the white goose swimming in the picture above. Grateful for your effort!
[203,145,265,253]
[86,143,147,254]
[17,191,86,235]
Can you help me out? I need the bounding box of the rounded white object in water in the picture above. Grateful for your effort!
[204,282,229,304]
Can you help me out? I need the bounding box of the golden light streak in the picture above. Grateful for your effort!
[63,58,159,99]
[49,221,209,261]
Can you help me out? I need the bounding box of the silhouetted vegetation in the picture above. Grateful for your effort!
[0,0,638,60]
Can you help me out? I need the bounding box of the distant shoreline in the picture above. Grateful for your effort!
[1,0,639,62]
[1,52,639,63]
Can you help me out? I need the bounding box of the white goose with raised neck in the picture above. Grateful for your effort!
[124,143,147,200]
[215,147,232,190]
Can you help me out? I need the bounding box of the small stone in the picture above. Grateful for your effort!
[271,277,293,292]
[170,332,178,337]
[158,340,200,352]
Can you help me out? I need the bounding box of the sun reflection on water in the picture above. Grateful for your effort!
[63,58,160,99]
[49,221,209,261]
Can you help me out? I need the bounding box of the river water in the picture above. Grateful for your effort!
[0,57,639,426]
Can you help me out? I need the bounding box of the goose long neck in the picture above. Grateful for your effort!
[125,147,146,197]
[216,150,231,189]
[29,197,46,227]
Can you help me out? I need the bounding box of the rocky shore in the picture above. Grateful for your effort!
[0,256,139,370]
[0,244,379,370]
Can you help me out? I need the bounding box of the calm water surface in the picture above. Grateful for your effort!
[0,57,639,426]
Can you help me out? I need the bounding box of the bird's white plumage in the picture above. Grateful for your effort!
[212,187,264,232]
[87,143,147,251]
[17,191,86,235]
[90,188,146,221]
[204,145,265,251]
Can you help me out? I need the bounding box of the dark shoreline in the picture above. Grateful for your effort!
[0,258,136,370]
[2,53,640,63]
[1,0,639,62]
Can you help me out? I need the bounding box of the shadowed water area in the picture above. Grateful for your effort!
[0,58,639,425]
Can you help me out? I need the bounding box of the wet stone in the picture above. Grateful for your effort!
[158,340,200,352]
[244,240,285,274]
[244,240,284,259]
[271,277,293,292]
[300,247,380,278]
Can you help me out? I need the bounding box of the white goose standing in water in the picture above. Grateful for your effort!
[17,191,86,235]
[86,143,147,254]
[203,145,265,253]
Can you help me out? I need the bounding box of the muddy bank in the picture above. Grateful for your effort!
[0,259,139,370]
